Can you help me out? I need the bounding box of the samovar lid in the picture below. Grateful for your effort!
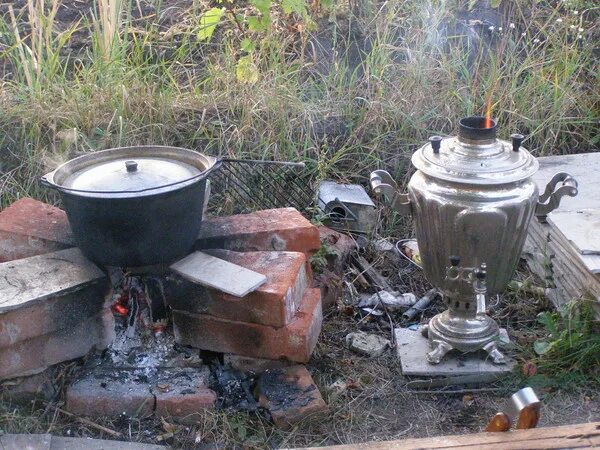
[412,116,539,185]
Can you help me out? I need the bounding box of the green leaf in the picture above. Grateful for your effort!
[241,38,255,53]
[198,7,225,42]
[247,15,270,32]
[236,54,259,83]
[533,340,551,355]
[250,0,271,15]
[282,0,305,14]
[490,0,502,7]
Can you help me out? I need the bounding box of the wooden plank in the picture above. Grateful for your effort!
[304,421,600,450]
[548,209,600,254]
[0,248,106,314]
[170,251,267,297]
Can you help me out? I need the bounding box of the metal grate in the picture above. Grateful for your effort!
[208,159,314,216]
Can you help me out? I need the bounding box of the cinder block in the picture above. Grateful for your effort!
[167,250,308,327]
[173,288,323,363]
[0,308,115,380]
[0,198,74,263]
[196,208,320,258]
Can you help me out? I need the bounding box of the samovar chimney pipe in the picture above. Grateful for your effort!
[458,116,497,143]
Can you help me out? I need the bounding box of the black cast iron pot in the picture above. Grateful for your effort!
[41,146,221,268]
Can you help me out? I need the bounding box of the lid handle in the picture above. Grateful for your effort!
[125,161,138,172]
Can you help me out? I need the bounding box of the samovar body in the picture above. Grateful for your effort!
[371,117,578,364]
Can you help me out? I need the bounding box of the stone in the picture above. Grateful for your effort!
[196,208,320,258]
[167,250,308,327]
[256,365,328,429]
[0,198,74,263]
[66,370,155,418]
[173,288,323,363]
[0,308,115,380]
[223,354,293,374]
[170,250,267,297]
[345,331,391,357]
[0,367,57,403]
[153,367,216,420]
[394,327,516,380]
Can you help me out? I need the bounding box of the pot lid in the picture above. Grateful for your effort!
[45,146,217,198]
[63,157,201,192]
[411,117,539,185]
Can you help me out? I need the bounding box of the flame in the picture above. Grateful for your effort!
[113,303,129,316]
[483,98,493,128]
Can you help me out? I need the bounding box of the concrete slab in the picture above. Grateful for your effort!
[0,433,52,450]
[170,250,267,297]
[50,437,166,449]
[394,327,516,380]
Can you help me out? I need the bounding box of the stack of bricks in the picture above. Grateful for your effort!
[168,207,324,363]
[0,199,114,382]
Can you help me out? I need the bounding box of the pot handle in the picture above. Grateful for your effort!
[40,171,56,189]
[370,170,412,215]
[535,172,578,222]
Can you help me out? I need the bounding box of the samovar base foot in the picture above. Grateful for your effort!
[483,341,507,364]
[426,340,453,364]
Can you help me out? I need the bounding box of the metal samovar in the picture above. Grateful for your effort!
[371,116,578,364]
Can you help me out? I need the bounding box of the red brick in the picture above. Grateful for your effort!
[223,354,293,374]
[167,249,308,327]
[0,308,115,380]
[0,198,74,263]
[66,371,154,418]
[257,365,328,429]
[0,367,57,403]
[0,248,109,348]
[153,367,215,420]
[173,288,322,363]
[196,208,320,258]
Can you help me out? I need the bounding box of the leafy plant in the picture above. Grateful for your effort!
[310,243,337,273]
[532,299,600,384]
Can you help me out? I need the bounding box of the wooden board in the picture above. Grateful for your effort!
[303,421,600,450]
[0,248,106,314]
[170,251,267,297]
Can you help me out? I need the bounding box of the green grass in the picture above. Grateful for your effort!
[0,0,598,208]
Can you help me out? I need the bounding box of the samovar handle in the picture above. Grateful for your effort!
[370,170,412,215]
[535,172,578,223]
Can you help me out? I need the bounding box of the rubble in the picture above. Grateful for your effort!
[345,331,391,357]
[357,290,417,312]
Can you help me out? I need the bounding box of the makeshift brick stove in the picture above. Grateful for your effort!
[0,198,330,426]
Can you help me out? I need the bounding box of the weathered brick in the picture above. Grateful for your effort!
[0,248,109,348]
[0,367,57,404]
[257,365,328,429]
[0,198,74,263]
[313,227,356,308]
[167,249,308,327]
[153,367,215,420]
[0,308,115,380]
[196,208,320,258]
[223,354,293,374]
[66,370,154,418]
[173,288,322,363]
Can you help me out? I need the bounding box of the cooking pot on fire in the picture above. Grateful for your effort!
[41,146,220,268]
[370,117,578,364]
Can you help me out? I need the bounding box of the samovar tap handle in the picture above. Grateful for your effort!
[535,172,578,222]
[370,170,412,215]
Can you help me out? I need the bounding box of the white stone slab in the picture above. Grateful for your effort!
[0,248,105,314]
[548,209,600,255]
[395,327,515,378]
[170,251,267,297]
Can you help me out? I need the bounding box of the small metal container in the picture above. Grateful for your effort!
[371,117,578,363]
[317,181,377,234]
